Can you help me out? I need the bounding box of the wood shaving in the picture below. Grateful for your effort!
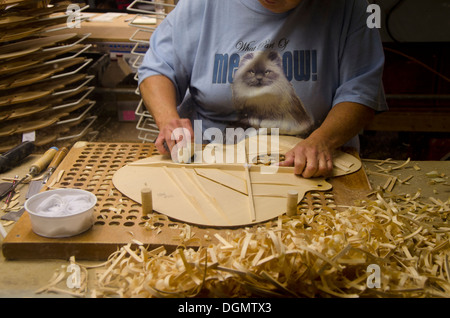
[426,171,441,178]
[36,256,88,297]
[366,157,411,174]
[1,177,21,182]
[399,175,414,184]
[2,220,14,227]
[0,222,7,238]
[47,170,65,189]
[37,189,450,298]
[35,157,449,298]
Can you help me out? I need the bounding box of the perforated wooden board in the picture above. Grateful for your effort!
[2,141,372,260]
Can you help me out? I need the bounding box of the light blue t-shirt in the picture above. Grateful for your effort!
[138,0,387,147]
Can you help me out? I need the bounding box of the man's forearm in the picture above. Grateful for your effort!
[139,75,180,127]
[139,75,194,154]
[308,102,375,150]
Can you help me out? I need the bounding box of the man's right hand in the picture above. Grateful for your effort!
[139,75,194,158]
[155,118,194,157]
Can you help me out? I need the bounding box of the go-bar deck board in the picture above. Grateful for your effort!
[2,141,371,260]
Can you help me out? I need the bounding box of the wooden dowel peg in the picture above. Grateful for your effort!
[286,190,298,217]
[141,187,153,216]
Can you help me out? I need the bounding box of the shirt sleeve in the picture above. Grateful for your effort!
[332,0,388,112]
[137,0,199,104]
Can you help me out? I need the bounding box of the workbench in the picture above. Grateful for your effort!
[0,143,448,298]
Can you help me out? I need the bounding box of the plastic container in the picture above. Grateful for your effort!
[25,188,97,238]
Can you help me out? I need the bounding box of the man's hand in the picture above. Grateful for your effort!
[278,102,375,178]
[139,75,194,158]
[279,136,334,178]
[155,118,194,156]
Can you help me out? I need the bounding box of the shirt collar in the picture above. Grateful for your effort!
[239,0,292,17]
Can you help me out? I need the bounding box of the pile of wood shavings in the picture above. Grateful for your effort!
[38,190,450,298]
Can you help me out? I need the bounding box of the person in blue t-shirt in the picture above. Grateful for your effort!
[138,0,388,178]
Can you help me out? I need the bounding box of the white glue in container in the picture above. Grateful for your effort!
[25,188,97,238]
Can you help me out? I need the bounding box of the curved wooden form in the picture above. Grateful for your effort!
[113,135,361,227]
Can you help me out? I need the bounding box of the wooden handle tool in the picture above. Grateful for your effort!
[0,147,58,200]
[28,147,59,177]
[42,147,68,184]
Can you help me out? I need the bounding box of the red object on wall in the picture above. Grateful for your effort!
[116,0,132,10]
[427,137,450,160]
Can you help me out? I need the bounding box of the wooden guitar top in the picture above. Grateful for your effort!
[113,135,362,227]
[0,33,77,60]
[0,44,85,76]
[0,57,87,90]
[0,73,87,107]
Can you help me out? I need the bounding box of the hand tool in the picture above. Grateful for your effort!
[1,206,24,222]
[27,146,69,198]
[0,222,6,238]
[0,146,58,201]
[0,141,35,173]
[41,147,69,185]
[3,175,18,208]
[0,142,35,197]
[1,147,64,221]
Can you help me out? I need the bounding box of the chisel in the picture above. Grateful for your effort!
[41,147,69,184]
[26,147,69,197]
[0,146,59,200]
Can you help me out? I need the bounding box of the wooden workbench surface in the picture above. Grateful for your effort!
[0,142,369,261]
[364,159,449,200]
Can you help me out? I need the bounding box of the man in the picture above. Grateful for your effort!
[138,0,387,178]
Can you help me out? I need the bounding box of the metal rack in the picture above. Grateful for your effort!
[0,0,100,152]
[126,0,178,143]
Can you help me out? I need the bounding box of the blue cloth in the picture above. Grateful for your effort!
[138,0,387,147]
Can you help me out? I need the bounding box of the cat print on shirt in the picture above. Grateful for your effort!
[231,50,313,136]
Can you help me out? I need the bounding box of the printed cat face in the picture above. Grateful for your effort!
[238,51,283,88]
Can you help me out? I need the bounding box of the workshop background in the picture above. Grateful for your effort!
[1,0,449,159]
[87,0,450,162]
